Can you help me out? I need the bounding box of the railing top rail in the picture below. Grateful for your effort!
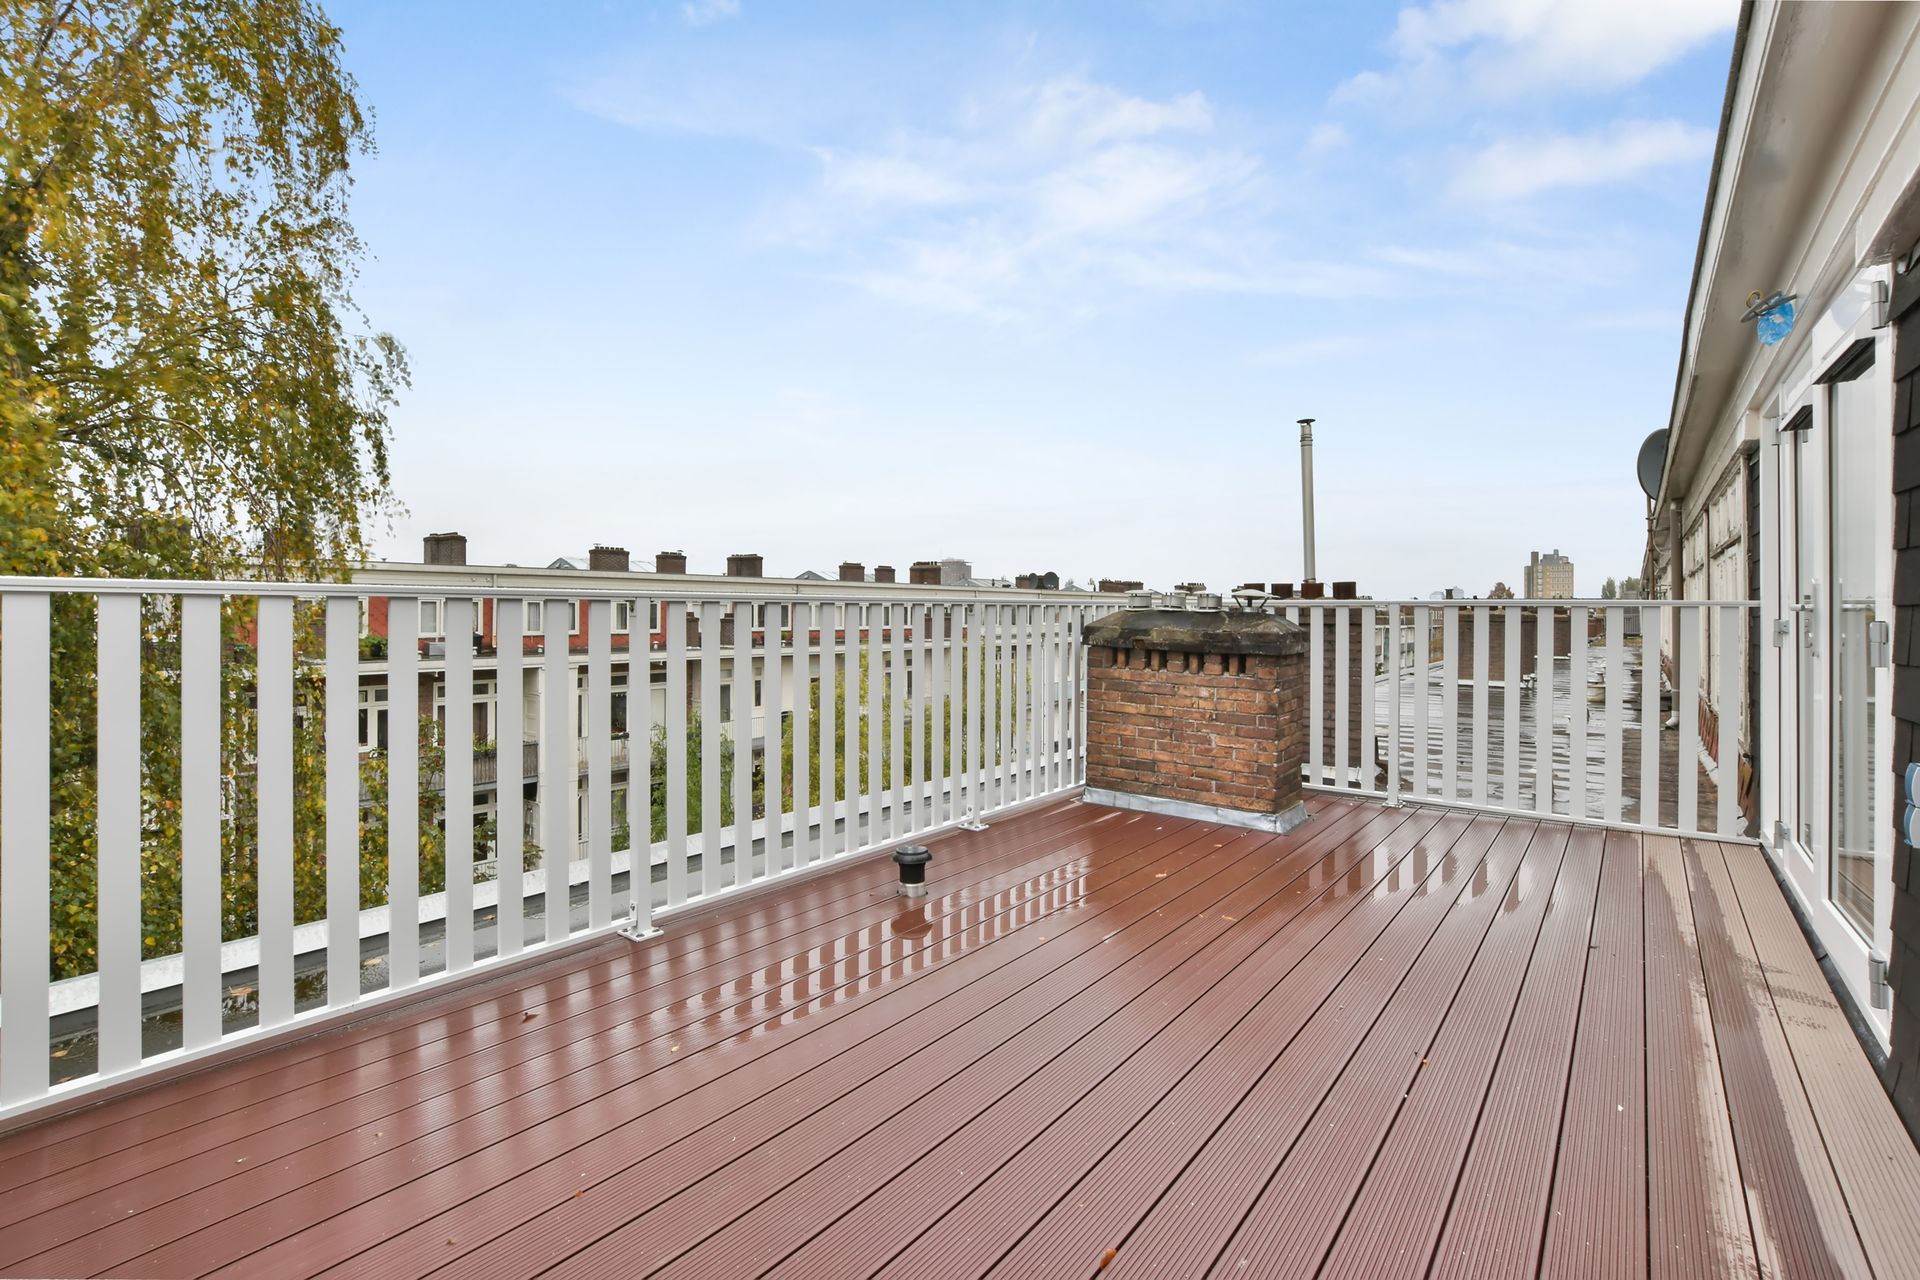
[0,574,1127,606]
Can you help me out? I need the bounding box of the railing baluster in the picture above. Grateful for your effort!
[543,598,572,941]
[968,603,985,810]
[910,605,926,834]
[867,603,884,843]
[626,596,657,935]
[1385,604,1402,803]
[817,601,839,863]
[791,602,813,868]
[1333,605,1351,789]
[891,603,906,833]
[1635,606,1666,836]
[97,593,145,1068]
[1502,604,1521,808]
[496,599,526,955]
[385,597,420,990]
[698,600,722,897]
[930,605,947,822]
[1440,605,1458,802]
[325,596,361,1007]
[993,605,1009,806]
[1679,604,1701,833]
[1570,605,1589,819]
[730,603,752,890]
[586,599,613,929]
[1012,604,1029,801]
[1,591,52,1106]
[766,605,785,870]
[664,599,688,907]
[1535,605,1555,816]
[1309,605,1325,786]
[1412,605,1430,800]
[1470,605,1490,806]
[257,595,297,1021]
[1718,604,1741,835]
[1603,607,1625,825]
[181,594,223,1045]
[1070,606,1086,786]
[443,597,474,973]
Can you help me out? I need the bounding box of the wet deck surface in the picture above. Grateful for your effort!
[1,795,1914,1278]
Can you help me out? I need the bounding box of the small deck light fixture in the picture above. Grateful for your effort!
[892,844,932,897]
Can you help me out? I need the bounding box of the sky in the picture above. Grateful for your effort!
[332,0,1738,598]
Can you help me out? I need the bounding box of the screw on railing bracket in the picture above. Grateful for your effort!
[893,844,933,898]
[617,897,660,942]
[958,808,989,833]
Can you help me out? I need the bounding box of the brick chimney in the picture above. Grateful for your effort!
[727,553,764,578]
[1015,574,1037,589]
[423,532,466,566]
[589,545,629,572]
[873,564,896,584]
[1083,609,1309,833]
[909,561,941,585]
[655,550,688,575]
[1097,579,1144,594]
[839,561,865,582]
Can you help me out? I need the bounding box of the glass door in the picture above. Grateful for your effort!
[1827,348,1889,947]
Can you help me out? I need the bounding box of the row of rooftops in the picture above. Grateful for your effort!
[413,532,1152,595]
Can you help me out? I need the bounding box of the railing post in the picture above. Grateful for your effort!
[1,591,51,1108]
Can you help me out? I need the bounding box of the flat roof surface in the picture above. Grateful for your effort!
[0,793,1914,1278]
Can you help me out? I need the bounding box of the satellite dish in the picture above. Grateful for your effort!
[1636,429,1668,500]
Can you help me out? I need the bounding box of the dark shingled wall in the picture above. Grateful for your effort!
[1887,259,1920,1141]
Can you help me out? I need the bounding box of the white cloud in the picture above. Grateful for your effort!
[1303,122,1349,157]
[681,0,740,27]
[1448,119,1714,201]
[771,75,1331,319]
[1341,0,1735,101]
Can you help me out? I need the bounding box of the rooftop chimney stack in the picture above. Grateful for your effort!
[726,553,764,578]
[655,550,688,575]
[588,545,630,572]
[839,561,865,582]
[423,532,467,566]
[910,561,942,585]
[873,564,896,584]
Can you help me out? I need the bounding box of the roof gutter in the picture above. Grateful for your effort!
[1654,0,1756,541]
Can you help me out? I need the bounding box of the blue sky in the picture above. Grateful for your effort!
[335,0,1737,597]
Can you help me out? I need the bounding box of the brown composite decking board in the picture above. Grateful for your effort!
[1716,839,1920,1277]
[0,798,1151,1267]
[761,804,1450,1280]
[896,811,1509,1279]
[0,792,1091,1191]
[1116,819,1565,1280]
[39,802,1247,1277]
[1682,839,1871,1277]
[551,804,1415,1280]
[4,800,1161,1265]
[0,796,1914,1280]
[1317,825,1606,1280]
[1642,832,1757,1278]
[1529,828,1648,1280]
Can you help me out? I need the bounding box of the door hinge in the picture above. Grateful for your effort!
[1870,953,1891,1011]
[1867,618,1891,669]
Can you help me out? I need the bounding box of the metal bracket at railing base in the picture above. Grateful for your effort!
[957,811,990,832]
[617,904,661,943]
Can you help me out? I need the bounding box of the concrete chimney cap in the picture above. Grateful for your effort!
[1083,609,1306,657]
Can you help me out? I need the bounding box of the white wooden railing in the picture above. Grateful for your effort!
[1289,599,1759,838]
[0,577,1108,1120]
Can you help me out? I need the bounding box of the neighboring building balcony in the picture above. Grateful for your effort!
[0,578,1914,1277]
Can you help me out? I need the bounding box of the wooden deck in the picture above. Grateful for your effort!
[0,794,1915,1278]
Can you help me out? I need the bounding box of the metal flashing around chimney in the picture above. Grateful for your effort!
[1083,787,1309,835]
